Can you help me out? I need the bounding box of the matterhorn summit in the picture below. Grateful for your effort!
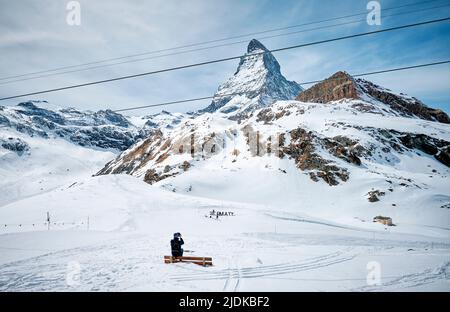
[200,39,302,116]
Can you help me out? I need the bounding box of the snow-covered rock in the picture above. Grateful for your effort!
[199,39,302,116]
[0,136,30,156]
[0,101,149,151]
[140,110,189,132]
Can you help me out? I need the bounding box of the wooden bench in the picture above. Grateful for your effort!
[164,256,213,266]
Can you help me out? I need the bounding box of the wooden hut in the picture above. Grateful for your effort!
[373,216,393,226]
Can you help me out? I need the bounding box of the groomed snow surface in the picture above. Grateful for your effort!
[0,173,449,292]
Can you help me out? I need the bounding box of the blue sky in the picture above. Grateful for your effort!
[0,0,449,115]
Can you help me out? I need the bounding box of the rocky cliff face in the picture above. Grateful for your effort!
[357,79,450,123]
[296,71,360,103]
[296,71,450,124]
[199,39,302,116]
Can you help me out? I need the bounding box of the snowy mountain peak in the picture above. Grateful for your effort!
[199,39,302,116]
[247,38,269,53]
[240,39,280,75]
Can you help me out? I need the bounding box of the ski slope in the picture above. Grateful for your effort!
[0,175,449,291]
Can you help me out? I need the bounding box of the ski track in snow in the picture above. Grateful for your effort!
[0,235,158,291]
[354,262,450,292]
[0,234,356,291]
[169,249,355,283]
[264,212,364,231]
[1,229,449,291]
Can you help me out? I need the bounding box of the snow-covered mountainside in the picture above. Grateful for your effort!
[0,125,116,207]
[0,101,151,207]
[0,101,193,207]
[98,96,450,224]
[0,101,148,151]
[98,56,450,232]
[199,39,302,116]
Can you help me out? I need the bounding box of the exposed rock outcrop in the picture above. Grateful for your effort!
[282,128,350,186]
[358,79,450,123]
[296,71,359,103]
[367,190,385,202]
[296,71,450,124]
[435,146,450,167]
[0,137,30,156]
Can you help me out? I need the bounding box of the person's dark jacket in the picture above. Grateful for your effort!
[171,237,184,257]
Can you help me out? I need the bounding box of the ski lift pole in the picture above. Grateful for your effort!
[46,212,50,230]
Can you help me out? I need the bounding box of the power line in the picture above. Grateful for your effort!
[0,17,449,102]
[303,60,450,85]
[112,60,450,113]
[0,0,443,81]
[1,2,449,86]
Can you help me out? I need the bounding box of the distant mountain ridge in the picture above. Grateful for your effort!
[0,101,147,151]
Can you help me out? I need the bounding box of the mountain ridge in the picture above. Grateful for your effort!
[296,71,450,123]
[0,101,147,151]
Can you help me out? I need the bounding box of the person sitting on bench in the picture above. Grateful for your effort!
[171,232,184,257]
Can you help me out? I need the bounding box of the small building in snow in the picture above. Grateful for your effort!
[373,216,393,226]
